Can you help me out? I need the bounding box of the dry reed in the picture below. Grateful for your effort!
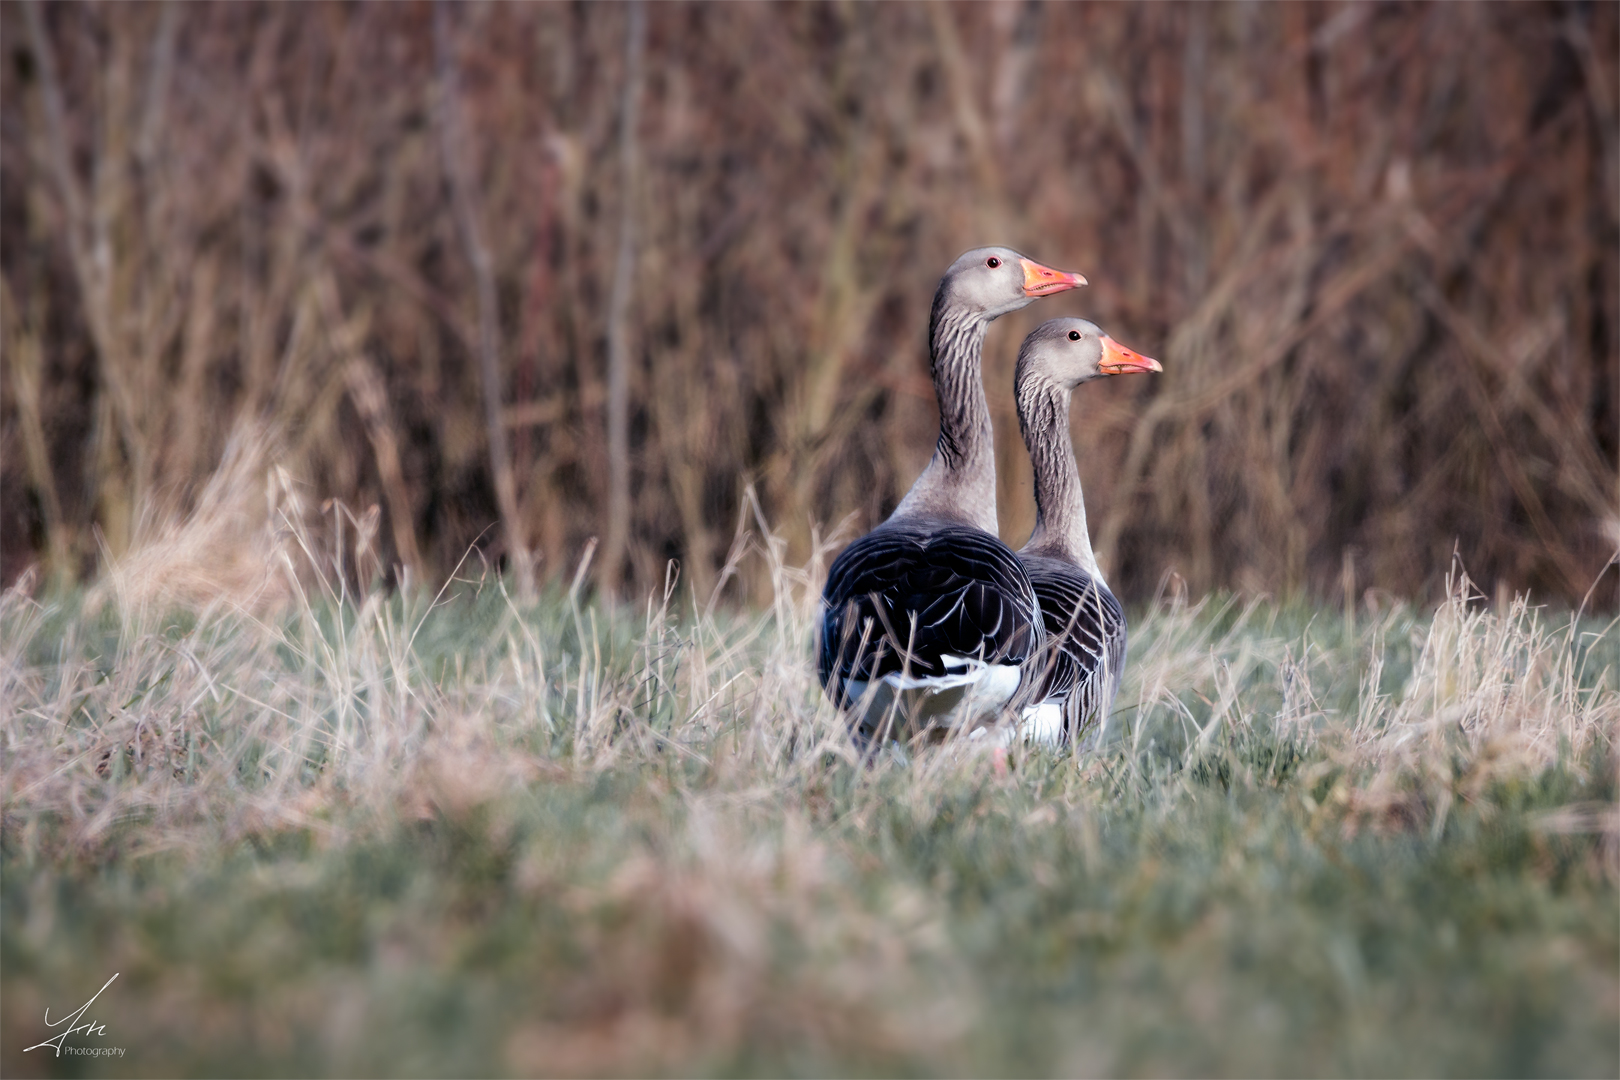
[0,2,1614,609]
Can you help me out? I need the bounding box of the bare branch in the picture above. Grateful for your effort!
[602,0,646,599]
[432,0,534,600]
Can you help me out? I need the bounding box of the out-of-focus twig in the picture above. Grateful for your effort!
[928,3,1009,238]
[602,0,646,600]
[1,282,72,579]
[315,274,426,587]
[432,0,533,600]
[1412,276,1594,600]
[135,1,178,174]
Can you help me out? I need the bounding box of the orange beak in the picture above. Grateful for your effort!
[1099,335,1162,375]
[1019,257,1088,297]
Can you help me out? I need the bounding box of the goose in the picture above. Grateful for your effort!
[817,248,1087,739]
[1013,317,1161,747]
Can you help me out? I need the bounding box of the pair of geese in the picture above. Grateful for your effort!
[817,246,1160,748]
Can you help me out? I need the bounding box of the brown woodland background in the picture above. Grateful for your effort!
[2,1,1616,608]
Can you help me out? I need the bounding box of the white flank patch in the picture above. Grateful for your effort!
[1017,701,1066,746]
[845,657,1022,729]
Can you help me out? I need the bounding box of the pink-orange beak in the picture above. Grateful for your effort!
[1099,335,1162,375]
[1019,257,1088,297]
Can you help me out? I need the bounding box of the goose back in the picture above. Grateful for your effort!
[1019,554,1127,746]
[819,520,1042,734]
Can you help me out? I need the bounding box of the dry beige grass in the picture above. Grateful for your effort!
[4,479,1614,865]
[83,424,300,621]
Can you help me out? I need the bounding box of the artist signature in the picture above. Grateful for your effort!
[22,973,121,1057]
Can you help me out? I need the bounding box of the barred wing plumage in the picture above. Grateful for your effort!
[1020,554,1127,744]
[817,522,1043,721]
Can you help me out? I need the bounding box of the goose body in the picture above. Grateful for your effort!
[817,248,1086,738]
[1016,554,1127,745]
[819,519,1038,732]
[1013,318,1161,746]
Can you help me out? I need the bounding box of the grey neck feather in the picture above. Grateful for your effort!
[1017,376,1102,580]
[889,295,999,533]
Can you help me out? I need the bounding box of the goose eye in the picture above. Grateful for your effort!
[986,257,1000,269]
[1068,330,1081,341]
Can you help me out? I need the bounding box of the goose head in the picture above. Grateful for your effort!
[1016,317,1162,390]
[937,247,1088,321]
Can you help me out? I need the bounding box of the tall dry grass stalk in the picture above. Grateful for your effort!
[2,487,1613,876]
[1334,565,1619,846]
[1,2,1615,608]
[85,431,285,618]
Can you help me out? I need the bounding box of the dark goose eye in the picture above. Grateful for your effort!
[987,257,1000,268]
[1068,330,1081,341]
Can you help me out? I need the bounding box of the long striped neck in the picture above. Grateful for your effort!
[1017,376,1102,580]
[890,294,997,533]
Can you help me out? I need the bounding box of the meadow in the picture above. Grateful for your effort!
[3,5,1616,1075]
[2,509,1615,1078]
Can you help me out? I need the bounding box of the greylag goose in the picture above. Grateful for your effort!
[818,248,1087,738]
[1013,318,1161,746]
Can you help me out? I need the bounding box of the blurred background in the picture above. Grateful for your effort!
[2,0,1616,609]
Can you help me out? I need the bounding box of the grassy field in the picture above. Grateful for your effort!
[2,527,1616,1077]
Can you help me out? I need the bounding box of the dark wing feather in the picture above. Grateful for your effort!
[1020,554,1127,742]
[817,522,1042,709]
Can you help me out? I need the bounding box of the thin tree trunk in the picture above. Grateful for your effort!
[2,293,72,579]
[602,0,645,599]
[433,1,533,599]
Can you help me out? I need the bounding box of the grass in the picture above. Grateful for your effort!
[1,521,1616,1077]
